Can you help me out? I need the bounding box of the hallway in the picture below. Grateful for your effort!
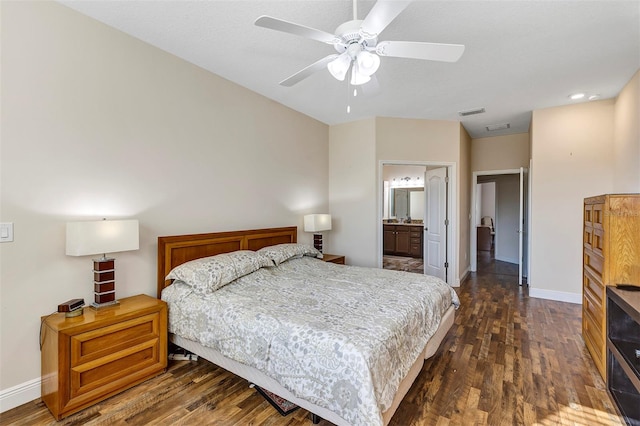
[476,249,519,278]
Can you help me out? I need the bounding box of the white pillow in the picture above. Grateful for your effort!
[166,250,272,294]
[257,243,321,266]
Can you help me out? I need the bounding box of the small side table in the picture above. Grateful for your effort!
[41,294,167,420]
[322,254,345,265]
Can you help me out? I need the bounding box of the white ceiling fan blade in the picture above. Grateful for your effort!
[360,0,412,37]
[255,16,338,44]
[376,41,465,62]
[279,54,339,87]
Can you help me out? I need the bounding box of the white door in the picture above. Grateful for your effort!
[526,160,533,285]
[424,167,447,280]
[519,167,530,286]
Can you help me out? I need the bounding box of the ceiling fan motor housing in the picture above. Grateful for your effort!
[333,20,378,54]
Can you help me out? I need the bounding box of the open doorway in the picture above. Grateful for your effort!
[381,164,428,274]
[475,180,497,270]
[379,161,457,287]
[470,168,529,285]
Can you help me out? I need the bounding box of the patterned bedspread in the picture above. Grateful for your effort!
[161,257,459,425]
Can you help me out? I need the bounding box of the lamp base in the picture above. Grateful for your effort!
[92,258,118,310]
[313,234,323,253]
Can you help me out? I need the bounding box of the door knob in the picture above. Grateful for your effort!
[424,227,428,231]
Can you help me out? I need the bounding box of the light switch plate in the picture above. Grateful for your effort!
[0,223,14,242]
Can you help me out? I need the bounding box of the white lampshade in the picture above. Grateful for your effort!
[304,214,332,232]
[66,219,139,257]
[327,53,352,81]
[356,51,380,77]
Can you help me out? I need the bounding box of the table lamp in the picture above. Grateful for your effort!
[66,219,139,308]
[304,214,332,253]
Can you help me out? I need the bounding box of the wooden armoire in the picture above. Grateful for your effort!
[582,194,640,379]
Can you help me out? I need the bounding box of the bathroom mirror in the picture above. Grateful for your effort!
[390,188,424,220]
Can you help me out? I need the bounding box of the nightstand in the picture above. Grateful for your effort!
[322,254,345,265]
[41,294,167,420]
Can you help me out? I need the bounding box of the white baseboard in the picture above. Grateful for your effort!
[528,287,582,304]
[0,377,41,413]
[455,267,470,287]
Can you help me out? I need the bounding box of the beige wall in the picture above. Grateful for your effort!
[328,117,469,285]
[471,133,530,171]
[530,77,639,303]
[376,117,459,161]
[328,119,377,267]
[329,117,464,274]
[0,1,328,398]
[613,70,640,191]
[375,118,465,284]
[458,126,472,278]
[530,100,615,300]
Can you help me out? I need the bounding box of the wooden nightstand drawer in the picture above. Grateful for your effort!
[70,339,160,406]
[42,294,167,420]
[71,313,161,365]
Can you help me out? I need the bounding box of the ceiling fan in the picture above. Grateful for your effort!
[254,0,465,87]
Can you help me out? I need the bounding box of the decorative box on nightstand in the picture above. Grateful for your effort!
[40,294,167,420]
[322,254,345,265]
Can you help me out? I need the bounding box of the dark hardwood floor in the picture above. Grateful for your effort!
[1,256,623,425]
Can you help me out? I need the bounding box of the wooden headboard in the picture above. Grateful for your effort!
[157,226,297,298]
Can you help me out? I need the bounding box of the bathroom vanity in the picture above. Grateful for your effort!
[383,223,423,258]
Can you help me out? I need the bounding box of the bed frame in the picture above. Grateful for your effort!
[157,226,297,297]
[157,226,454,426]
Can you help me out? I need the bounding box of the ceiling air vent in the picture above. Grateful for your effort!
[486,123,511,132]
[458,107,485,117]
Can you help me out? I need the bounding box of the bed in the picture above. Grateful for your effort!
[157,226,458,426]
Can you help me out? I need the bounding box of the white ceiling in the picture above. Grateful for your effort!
[59,1,640,138]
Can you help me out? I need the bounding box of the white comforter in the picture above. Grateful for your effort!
[162,257,459,425]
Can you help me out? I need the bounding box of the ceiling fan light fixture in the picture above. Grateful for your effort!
[327,53,351,81]
[350,61,371,85]
[356,51,380,76]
